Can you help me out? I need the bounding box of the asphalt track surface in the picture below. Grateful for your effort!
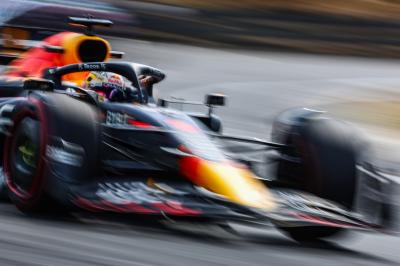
[1,39,400,266]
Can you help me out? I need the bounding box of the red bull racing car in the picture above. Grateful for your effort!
[0,17,396,242]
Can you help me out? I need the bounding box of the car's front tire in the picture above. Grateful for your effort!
[271,108,364,241]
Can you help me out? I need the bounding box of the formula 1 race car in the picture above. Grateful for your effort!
[0,17,395,242]
[0,61,395,242]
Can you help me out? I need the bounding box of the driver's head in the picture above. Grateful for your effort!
[84,71,126,101]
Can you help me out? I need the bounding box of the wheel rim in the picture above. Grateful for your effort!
[10,118,40,194]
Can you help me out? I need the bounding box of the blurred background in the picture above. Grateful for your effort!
[5,0,400,55]
[7,0,400,56]
[1,1,400,266]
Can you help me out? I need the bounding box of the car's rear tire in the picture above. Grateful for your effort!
[3,100,52,213]
[4,93,100,214]
[271,109,362,241]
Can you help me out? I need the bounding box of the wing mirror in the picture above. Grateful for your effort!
[23,78,54,91]
[205,93,226,106]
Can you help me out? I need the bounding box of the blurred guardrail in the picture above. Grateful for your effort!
[112,0,400,57]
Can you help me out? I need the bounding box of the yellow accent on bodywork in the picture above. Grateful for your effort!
[61,33,111,65]
[196,160,277,210]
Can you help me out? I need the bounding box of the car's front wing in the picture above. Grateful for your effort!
[68,176,392,233]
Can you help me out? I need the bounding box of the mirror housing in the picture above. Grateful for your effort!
[158,98,168,107]
[110,50,124,59]
[205,93,226,106]
[23,78,54,91]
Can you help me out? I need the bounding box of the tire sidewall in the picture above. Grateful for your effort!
[4,97,49,211]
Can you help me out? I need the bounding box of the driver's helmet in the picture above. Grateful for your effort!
[84,71,126,101]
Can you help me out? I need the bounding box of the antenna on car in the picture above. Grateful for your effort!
[68,16,113,36]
